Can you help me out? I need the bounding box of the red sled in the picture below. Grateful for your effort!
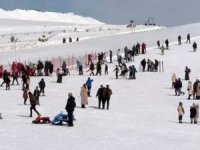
[32,116,50,124]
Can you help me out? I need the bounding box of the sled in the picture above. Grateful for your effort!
[51,112,69,125]
[32,116,50,124]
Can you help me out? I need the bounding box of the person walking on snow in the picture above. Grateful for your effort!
[185,66,191,80]
[80,84,88,108]
[187,81,193,100]
[65,92,76,127]
[28,91,40,117]
[177,102,184,123]
[86,77,93,97]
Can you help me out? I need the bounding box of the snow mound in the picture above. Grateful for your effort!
[0,8,104,25]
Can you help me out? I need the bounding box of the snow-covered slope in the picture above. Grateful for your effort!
[1,22,200,150]
[0,9,103,25]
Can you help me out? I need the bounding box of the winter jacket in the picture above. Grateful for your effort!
[187,82,193,95]
[196,82,200,97]
[171,74,176,83]
[65,96,76,112]
[177,106,184,116]
[23,89,28,99]
[80,86,88,105]
[39,80,46,89]
[86,79,93,88]
[190,107,197,118]
[29,93,37,105]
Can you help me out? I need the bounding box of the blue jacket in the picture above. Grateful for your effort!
[86,79,93,87]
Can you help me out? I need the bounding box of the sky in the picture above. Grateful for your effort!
[0,0,200,26]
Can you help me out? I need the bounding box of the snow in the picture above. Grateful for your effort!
[0,11,200,150]
[0,9,103,25]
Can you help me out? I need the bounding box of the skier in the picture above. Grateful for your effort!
[194,104,199,124]
[141,42,146,54]
[28,91,40,117]
[80,84,88,108]
[184,66,191,80]
[177,102,184,123]
[65,92,76,126]
[61,61,67,75]
[187,81,193,100]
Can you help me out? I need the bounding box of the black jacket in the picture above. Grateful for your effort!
[65,96,76,112]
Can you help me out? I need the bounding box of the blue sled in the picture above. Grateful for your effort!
[51,112,69,125]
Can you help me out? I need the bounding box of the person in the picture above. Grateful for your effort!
[161,45,165,55]
[34,86,40,105]
[5,76,10,90]
[38,78,45,96]
[23,88,29,105]
[80,84,88,108]
[177,78,185,96]
[171,73,177,88]
[1,70,8,87]
[187,81,193,100]
[28,91,40,117]
[77,61,83,75]
[109,50,112,63]
[96,62,102,76]
[193,79,199,99]
[87,62,95,76]
[65,92,76,126]
[61,61,67,75]
[56,68,63,83]
[185,66,191,80]
[196,81,200,100]
[178,35,181,45]
[26,75,30,90]
[177,102,184,123]
[105,64,108,75]
[190,103,197,124]
[140,59,146,72]
[96,85,104,109]
[113,65,119,79]
[194,104,199,124]
[86,77,93,97]
[11,72,19,85]
[193,42,197,52]
[186,33,190,44]
[105,84,112,110]
[165,39,169,49]
[157,40,160,49]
